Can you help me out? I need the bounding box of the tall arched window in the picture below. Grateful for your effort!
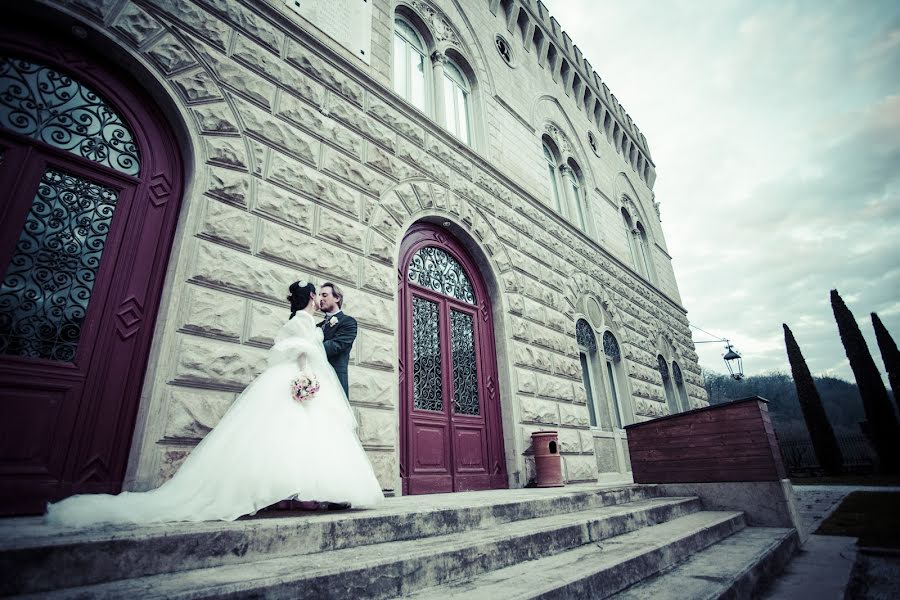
[672,361,690,412]
[442,59,470,144]
[621,207,639,271]
[393,18,428,114]
[602,331,626,428]
[658,355,679,415]
[576,319,599,427]
[636,222,653,280]
[543,141,563,214]
[568,159,587,231]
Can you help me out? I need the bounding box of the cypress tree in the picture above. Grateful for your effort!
[783,324,843,474]
[871,312,900,418]
[831,290,900,473]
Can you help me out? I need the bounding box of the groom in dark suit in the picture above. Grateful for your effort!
[317,282,357,397]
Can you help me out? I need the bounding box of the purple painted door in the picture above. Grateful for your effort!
[399,223,507,495]
[0,30,183,514]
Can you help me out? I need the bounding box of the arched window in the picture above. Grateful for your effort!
[393,17,428,114]
[672,361,690,411]
[636,222,653,280]
[621,207,639,271]
[576,319,599,428]
[442,59,471,144]
[602,331,626,428]
[543,141,563,214]
[568,159,587,231]
[658,354,679,415]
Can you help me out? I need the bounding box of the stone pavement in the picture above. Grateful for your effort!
[761,485,900,600]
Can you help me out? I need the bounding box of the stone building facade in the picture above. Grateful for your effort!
[0,0,708,510]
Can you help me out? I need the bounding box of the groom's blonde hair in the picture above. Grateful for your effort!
[321,281,344,308]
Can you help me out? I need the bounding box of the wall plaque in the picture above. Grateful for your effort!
[285,0,372,64]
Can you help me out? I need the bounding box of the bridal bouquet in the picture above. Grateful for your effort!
[291,373,320,403]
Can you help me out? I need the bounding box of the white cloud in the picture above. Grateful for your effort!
[542,0,900,382]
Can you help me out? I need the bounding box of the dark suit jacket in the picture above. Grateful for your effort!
[318,311,357,397]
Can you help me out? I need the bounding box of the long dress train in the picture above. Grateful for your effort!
[45,311,383,525]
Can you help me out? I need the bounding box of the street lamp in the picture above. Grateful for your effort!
[722,341,744,381]
[692,327,745,380]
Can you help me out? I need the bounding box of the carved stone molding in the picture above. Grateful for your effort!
[410,0,461,47]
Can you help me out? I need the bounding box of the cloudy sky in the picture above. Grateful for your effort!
[543,0,900,381]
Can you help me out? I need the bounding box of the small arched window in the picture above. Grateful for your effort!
[658,354,679,415]
[442,59,471,144]
[568,160,587,231]
[621,207,639,270]
[635,221,652,280]
[393,18,428,113]
[576,319,599,428]
[543,141,563,214]
[672,361,690,411]
[602,331,626,428]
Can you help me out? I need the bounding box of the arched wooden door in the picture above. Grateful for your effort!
[399,223,507,494]
[0,29,183,514]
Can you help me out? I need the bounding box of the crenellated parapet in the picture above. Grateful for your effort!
[488,0,656,188]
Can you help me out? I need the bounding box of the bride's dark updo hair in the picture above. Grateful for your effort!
[287,280,316,319]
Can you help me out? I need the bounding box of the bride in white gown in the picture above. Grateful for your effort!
[45,281,384,525]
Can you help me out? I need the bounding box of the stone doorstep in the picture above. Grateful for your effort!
[611,527,800,600]
[0,484,660,596]
[404,511,749,600]
[13,496,706,600]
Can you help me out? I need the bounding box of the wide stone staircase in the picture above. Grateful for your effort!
[0,484,798,599]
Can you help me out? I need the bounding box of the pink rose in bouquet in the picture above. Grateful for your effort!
[291,373,320,403]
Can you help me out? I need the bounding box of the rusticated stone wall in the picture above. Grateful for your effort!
[39,0,708,493]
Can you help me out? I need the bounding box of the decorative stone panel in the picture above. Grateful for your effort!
[231,96,318,165]
[147,33,198,75]
[519,396,559,425]
[198,197,254,250]
[367,96,425,146]
[276,93,360,158]
[285,39,363,105]
[191,242,297,303]
[267,151,359,217]
[257,221,358,285]
[163,387,236,440]
[327,95,396,152]
[194,0,281,52]
[317,208,367,252]
[564,455,598,482]
[253,179,315,234]
[557,428,582,454]
[535,372,575,401]
[180,284,244,341]
[206,166,249,207]
[112,3,164,45]
[515,368,537,395]
[205,136,249,170]
[247,300,285,347]
[366,451,397,491]
[322,147,391,198]
[172,335,267,389]
[396,140,451,184]
[153,0,231,50]
[559,401,590,427]
[173,69,223,103]
[366,144,421,181]
[192,103,240,134]
[356,407,396,448]
[361,261,393,295]
[349,366,396,407]
[358,329,395,369]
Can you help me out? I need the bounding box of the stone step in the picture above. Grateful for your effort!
[0,484,660,596]
[14,495,703,599]
[403,510,747,599]
[609,527,799,600]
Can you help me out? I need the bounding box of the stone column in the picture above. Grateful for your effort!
[431,51,448,129]
[559,165,585,230]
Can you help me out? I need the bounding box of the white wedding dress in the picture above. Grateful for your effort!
[45,311,384,525]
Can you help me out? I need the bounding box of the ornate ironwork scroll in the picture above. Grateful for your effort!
[672,361,684,385]
[0,168,120,361]
[0,56,141,176]
[576,319,597,353]
[602,331,621,362]
[408,246,475,304]
[451,310,479,415]
[657,355,670,381]
[412,296,442,411]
